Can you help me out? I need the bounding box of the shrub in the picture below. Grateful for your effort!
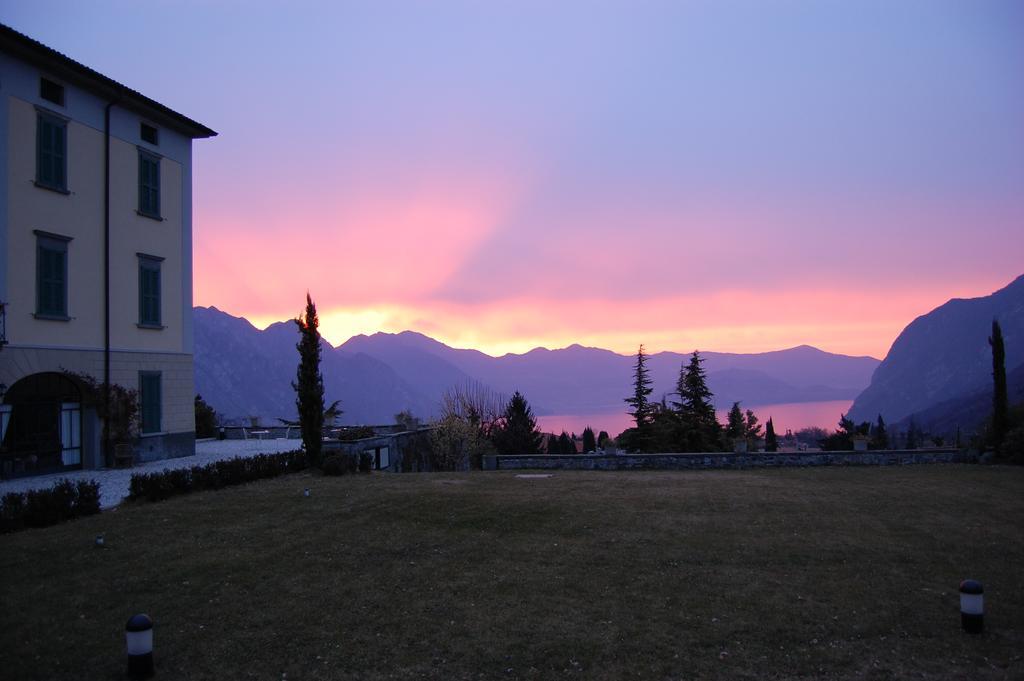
[1002,424,1024,464]
[1,492,27,533]
[335,426,376,442]
[24,489,62,527]
[74,480,102,516]
[359,451,373,473]
[322,453,349,476]
[127,449,309,503]
[0,478,104,533]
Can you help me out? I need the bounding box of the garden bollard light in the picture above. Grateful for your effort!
[959,580,984,634]
[95,534,105,547]
[125,613,154,678]
[303,488,311,497]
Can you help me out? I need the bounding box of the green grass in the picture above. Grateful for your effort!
[1,466,1022,680]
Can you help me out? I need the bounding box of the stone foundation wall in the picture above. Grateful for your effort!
[489,449,977,471]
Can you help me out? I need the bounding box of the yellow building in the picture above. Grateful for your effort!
[0,25,216,476]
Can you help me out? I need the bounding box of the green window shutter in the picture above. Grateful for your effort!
[140,372,162,433]
[138,258,162,325]
[138,153,161,216]
[36,115,67,190]
[36,239,68,316]
[53,124,65,187]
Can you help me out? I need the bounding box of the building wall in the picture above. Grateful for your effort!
[1,49,199,466]
[0,346,195,463]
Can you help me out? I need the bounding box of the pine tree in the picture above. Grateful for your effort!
[676,352,716,423]
[582,426,597,453]
[672,351,721,451]
[622,346,655,450]
[726,402,745,440]
[744,409,762,441]
[625,345,654,431]
[870,414,888,449]
[990,319,1009,449]
[293,293,325,465]
[492,391,544,455]
[764,417,778,452]
[547,433,560,454]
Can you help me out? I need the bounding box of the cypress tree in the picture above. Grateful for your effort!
[492,391,544,455]
[906,417,918,450]
[870,414,889,449]
[558,431,575,454]
[294,293,325,465]
[990,319,1009,449]
[764,417,778,452]
[582,426,597,453]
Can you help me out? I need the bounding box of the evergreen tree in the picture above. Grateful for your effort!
[820,413,856,451]
[625,345,654,430]
[744,409,762,441]
[582,426,597,453]
[194,394,218,439]
[597,430,610,447]
[906,417,919,450]
[990,319,1009,449]
[726,402,745,440]
[293,293,325,465]
[557,431,575,454]
[672,351,721,451]
[676,352,716,423]
[764,417,778,452]
[547,433,560,454]
[870,414,889,449]
[492,391,545,455]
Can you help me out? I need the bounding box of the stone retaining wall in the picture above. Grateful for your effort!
[488,449,977,471]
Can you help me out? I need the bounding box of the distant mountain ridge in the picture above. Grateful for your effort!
[194,307,879,424]
[848,274,1024,425]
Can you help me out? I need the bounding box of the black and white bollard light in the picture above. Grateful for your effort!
[959,580,984,634]
[125,613,154,678]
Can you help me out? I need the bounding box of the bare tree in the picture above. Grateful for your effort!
[438,381,505,438]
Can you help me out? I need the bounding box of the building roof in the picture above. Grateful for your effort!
[0,23,217,139]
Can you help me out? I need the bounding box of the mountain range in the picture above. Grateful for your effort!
[848,274,1024,427]
[194,307,879,425]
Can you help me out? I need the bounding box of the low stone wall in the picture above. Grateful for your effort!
[488,449,977,471]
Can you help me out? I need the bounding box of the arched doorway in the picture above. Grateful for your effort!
[1,372,84,478]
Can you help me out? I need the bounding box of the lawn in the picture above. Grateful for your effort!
[1,466,1022,680]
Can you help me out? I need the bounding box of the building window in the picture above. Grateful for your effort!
[138,254,163,327]
[138,150,160,218]
[35,231,71,318]
[140,123,159,145]
[40,78,65,106]
[36,112,67,191]
[140,371,162,434]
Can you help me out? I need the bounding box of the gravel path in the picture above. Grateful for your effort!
[0,439,302,509]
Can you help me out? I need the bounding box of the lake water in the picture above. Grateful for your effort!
[536,399,854,437]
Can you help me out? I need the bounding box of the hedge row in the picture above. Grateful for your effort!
[322,451,373,476]
[128,449,308,503]
[1,479,102,533]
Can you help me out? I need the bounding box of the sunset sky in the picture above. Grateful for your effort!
[5,1,1023,359]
